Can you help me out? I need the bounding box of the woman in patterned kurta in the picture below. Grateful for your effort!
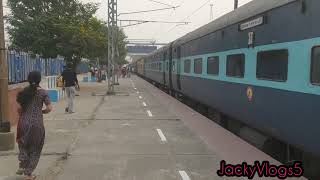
[16,71,52,180]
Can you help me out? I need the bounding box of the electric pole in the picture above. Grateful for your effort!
[209,4,213,21]
[0,0,14,151]
[114,39,120,85]
[234,0,238,10]
[107,0,118,94]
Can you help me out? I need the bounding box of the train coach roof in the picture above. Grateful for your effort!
[148,44,170,57]
[173,0,298,46]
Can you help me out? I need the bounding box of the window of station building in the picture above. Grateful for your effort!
[194,58,203,74]
[184,60,191,73]
[226,54,245,78]
[311,46,320,85]
[166,62,169,71]
[257,49,288,82]
[207,56,219,75]
[159,62,162,71]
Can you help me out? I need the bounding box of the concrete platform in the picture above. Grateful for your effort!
[0,132,15,151]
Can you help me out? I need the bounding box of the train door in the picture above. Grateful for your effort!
[163,52,166,85]
[169,44,173,90]
[176,46,182,91]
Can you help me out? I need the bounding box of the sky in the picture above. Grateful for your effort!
[3,0,253,43]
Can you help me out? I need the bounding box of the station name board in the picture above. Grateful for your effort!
[239,16,265,31]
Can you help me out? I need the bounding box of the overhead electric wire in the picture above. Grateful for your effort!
[166,0,211,33]
[121,22,148,28]
[120,19,190,28]
[118,6,179,16]
[148,0,176,8]
[152,0,184,41]
[120,19,190,24]
[181,0,211,21]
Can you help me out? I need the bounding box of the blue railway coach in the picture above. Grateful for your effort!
[137,0,320,178]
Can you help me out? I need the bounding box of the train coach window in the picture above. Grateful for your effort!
[227,54,245,78]
[194,58,203,74]
[311,47,320,85]
[257,50,288,82]
[184,60,191,73]
[173,61,176,72]
[207,56,219,75]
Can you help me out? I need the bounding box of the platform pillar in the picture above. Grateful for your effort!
[0,0,14,151]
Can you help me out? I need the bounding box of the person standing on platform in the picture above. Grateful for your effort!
[90,67,95,78]
[16,71,52,180]
[62,63,80,114]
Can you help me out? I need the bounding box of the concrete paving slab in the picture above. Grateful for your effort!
[44,82,106,121]
[71,120,171,156]
[95,92,178,120]
[57,155,179,180]
[43,120,86,154]
[0,156,59,180]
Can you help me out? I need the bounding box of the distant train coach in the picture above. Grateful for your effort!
[135,0,320,178]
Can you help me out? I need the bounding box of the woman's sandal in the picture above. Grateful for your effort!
[25,175,36,180]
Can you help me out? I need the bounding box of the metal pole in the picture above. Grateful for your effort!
[234,0,238,10]
[112,0,118,88]
[107,0,117,94]
[116,64,119,84]
[0,0,10,132]
[210,4,213,21]
[114,25,120,85]
[107,1,112,93]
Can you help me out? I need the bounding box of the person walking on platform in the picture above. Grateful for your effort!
[62,63,80,114]
[16,71,52,180]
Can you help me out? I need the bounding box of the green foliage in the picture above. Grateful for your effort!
[116,28,128,65]
[7,0,127,65]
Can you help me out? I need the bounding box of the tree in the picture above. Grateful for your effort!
[6,0,127,66]
[116,28,128,65]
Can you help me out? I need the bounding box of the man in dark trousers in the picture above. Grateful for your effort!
[62,63,79,113]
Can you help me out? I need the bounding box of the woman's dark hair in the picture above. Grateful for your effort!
[17,71,41,111]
